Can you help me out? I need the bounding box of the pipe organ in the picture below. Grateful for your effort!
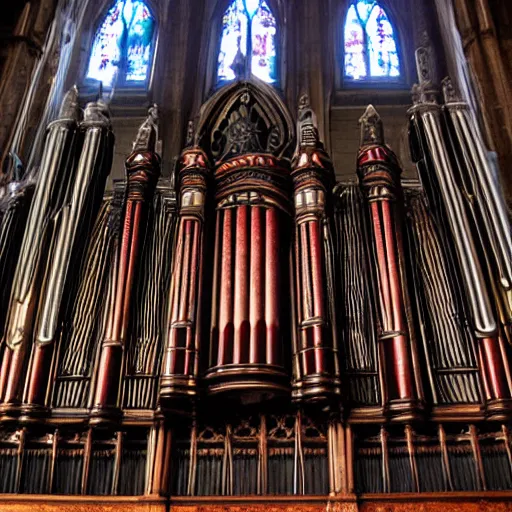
[0,46,511,512]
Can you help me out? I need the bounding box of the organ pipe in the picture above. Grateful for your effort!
[357,105,423,421]
[159,123,210,407]
[91,106,160,424]
[122,179,177,411]
[290,95,341,407]
[441,77,512,341]
[0,179,34,342]
[404,186,483,406]
[52,189,123,411]
[0,87,81,418]
[23,93,114,418]
[408,44,512,418]
[205,153,291,399]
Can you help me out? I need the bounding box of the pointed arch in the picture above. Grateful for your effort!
[343,0,401,82]
[196,80,294,161]
[216,0,278,87]
[86,0,156,89]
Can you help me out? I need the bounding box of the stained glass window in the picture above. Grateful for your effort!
[217,0,277,85]
[87,0,155,88]
[344,0,400,81]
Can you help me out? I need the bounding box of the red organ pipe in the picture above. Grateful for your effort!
[205,154,291,400]
[90,108,161,424]
[159,136,210,406]
[290,96,341,406]
[357,105,423,421]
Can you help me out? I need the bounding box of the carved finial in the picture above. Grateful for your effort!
[230,36,246,80]
[411,84,421,105]
[83,96,111,126]
[415,34,437,87]
[359,105,384,146]
[411,36,440,106]
[186,120,195,147]
[132,104,159,152]
[297,94,321,148]
[441,76,461,104]
[298,94,309,110]
[59,85,80,121]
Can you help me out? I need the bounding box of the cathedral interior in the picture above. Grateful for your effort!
[0,0,511,511]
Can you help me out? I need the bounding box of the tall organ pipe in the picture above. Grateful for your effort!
[357,105,423,421]
[123,180,177,410]
[441,77,512,339]
[0,180,34,342]
[159,125,210,407]
[90,106,161,424]
[290,96,341,407]
[408,45,512,418]
[22,95,114,417]
[0,87,80,417]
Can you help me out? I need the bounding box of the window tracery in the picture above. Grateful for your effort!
[217,0,277,86]
[343,0,400,82]
[86,0,155,89]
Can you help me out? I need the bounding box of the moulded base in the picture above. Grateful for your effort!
[204,363,290,404]
[18,402,50,424]
[385,398,425,423]
[89,404,123,427]
[485,397,512,421]
[292,375,343,412]
[159,375,198,415]
[0,400,21,423]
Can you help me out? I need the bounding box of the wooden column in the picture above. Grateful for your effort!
[357,105,423,422]
[290,95,341,407]
[160,130,210,409]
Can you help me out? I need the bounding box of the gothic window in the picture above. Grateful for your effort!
[86,0,155,89]
[343,0,400,82]
[217,0,277,85]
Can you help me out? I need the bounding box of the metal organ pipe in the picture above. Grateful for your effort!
[23,95,114,417]
[0,87,81,417]
[90,106,161,424]
[357,105,423,421]
[290,96,341,407]
[408,44,512,418]
[441,77,512,340]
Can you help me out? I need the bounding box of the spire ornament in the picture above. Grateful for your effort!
[359,104,384,147]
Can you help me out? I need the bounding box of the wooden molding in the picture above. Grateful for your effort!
[1,493,512,512]
[0,495,166,512]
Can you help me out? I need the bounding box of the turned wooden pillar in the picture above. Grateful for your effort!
[290,96,341,407]
[357,105,423,422]
[160,128,210,409]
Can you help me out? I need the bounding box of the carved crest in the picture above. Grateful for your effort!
[195,81,295,163]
